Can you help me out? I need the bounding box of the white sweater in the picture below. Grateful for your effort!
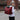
[9,6,15,17]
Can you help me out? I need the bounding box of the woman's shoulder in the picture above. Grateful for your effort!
[10,5,12,7]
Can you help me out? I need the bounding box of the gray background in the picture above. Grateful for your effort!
[0,10,20,20]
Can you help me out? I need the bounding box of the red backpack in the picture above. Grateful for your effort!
[5,7,12,15]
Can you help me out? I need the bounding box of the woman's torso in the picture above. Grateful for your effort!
[9,5,15,17]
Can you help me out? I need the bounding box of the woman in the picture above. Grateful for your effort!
[9,1,16,20]
[5,1,16,20]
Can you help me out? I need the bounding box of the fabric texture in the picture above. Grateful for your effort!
[5,7,12,15]
[9,5,15,17]
[9,16,15,20]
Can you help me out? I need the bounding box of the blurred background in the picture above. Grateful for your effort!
[0,0,20,20]
[0,0,20,11]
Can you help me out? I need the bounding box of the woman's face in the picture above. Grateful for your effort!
[12,3,14,6]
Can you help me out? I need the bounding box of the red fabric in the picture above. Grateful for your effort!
[5,7,12,15]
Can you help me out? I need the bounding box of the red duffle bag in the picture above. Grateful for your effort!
[5,7,12,15]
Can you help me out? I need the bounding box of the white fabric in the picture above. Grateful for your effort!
[12,7,15,12]
[9,6,15,17]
